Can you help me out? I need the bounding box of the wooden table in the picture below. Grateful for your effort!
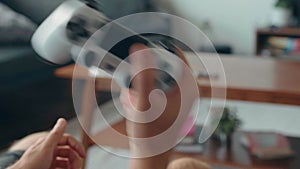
[56,52,300,105]
[91,119,300,169]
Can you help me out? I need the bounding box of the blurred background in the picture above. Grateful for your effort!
[0,1,299,168]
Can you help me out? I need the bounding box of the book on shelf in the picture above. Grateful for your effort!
[265,37,300,57]
[240,131,294,160]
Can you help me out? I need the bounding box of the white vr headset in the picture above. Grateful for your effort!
[31,0,183,90]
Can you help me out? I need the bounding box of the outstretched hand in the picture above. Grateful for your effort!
[120,43,198,169]
[9,118,86,169]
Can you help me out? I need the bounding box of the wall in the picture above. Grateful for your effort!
[156,0,276,56]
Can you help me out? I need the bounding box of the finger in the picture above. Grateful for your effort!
[120,89,130,104]
[129,43,157,111]
[120,91,130,110]
[56,146,80,159]
[120,89,138,107]
[57,134,86,158]
[55,146,82,169]
[53,157,69,169]
[43,118,67,149]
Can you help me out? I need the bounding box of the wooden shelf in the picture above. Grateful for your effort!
[257,28,300,37]
[256,27,300,56]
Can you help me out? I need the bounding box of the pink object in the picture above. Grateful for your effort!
[180,115,196,136]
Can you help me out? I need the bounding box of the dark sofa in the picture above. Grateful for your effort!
[0,0,74,149]
[0,0,66,92]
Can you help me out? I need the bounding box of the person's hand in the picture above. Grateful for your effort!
[9,118,86,169]
[121,43,198,138]
[120,44,199,168]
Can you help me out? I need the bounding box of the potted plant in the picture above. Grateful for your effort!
[214,107,242,148]
[272,0,293,27]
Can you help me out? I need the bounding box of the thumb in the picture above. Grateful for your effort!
[43,118,67,148]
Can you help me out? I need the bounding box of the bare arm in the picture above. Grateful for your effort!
[121,43,198,169]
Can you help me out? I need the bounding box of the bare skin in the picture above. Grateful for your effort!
[9,132,49,152]
[121,43,202,169]
[7,118,86,169]
[167,158,211,169]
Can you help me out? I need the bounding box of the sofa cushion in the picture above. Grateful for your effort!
[0,46,55,92]
[0,3,36,46]
[1,0,64,25]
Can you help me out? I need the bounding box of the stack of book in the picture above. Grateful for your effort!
[240,131,294,159]
[266,37,300,57]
